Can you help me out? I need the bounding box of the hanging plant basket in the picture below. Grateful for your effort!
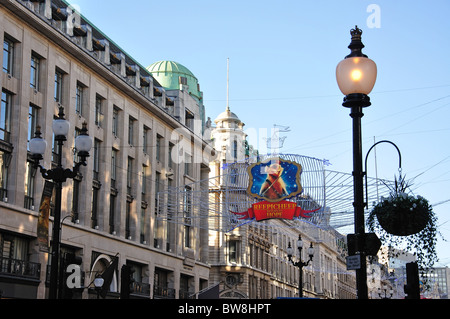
[367,174,442,285]
[372,193,431,236]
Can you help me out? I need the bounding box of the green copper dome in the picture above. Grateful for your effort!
[147,61,202,101]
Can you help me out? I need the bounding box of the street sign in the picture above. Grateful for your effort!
[365,233,381,256]
[346,255,361,270]
[347,233,381,256]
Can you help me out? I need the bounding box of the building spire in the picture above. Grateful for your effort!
[226,57,230,112]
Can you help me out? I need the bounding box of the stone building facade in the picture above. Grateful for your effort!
[0,0,213,299]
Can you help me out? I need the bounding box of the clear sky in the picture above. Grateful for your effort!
[67,0,450,266]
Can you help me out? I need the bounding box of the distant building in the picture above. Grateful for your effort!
[208,106,356,299]
[375,246,449,299]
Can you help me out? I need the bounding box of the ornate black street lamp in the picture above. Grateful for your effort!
[29,106,93,299]
[287,235,314,298]
[378,286,394,299]
[336,26,377,299]
[94,276,105,299]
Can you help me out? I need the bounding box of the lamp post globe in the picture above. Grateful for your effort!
[52,106,70,138]
[336,26,377,108]
[29,126,47,158]
[307,243,314,259]
[52,118,70,137]
[336,56,377,96]
[287,242,294,258]
[297,235,303,250]
[75,122,93,155]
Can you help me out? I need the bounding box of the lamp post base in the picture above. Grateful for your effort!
[343,93,371,108]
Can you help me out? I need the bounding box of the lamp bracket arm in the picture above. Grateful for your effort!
[364,140,402,207]
[38,166,51,180]
[72,160,87,175]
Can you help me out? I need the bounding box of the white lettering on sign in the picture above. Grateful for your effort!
[346,255,361,270]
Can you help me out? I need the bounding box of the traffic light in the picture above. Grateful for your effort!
[404,262,420,299]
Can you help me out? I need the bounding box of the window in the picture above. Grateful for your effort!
[228,240,240,263]
[154,172,160,215]
[30,54,40,90]
[91,186,99,229]
[111,149,117,189]
[3,37,14,75]
[0,91,12,142]
[233,140,238,159]
[185,109,194,131]
[125,201,131,239]
[156,134,162,162]
[54,70,63,103]
[143,126,149,154]
[94,95,103,127]
[109,193,116,234]
[183,186,192,248]
[0,233,29,261]
[140,207,147,244]
[230,168,238,184]
[0,151,10,201]
[75,82,84,116]
[168,143,174,169]
[126,157,133,195]
[24,161,35,210]
[180,275,191,299]
[141,165,148,197]
[184,153,192,177]
[112,107,119,137]
[179,76,187,85]
[128,117,135,146]
[93,139,100,180]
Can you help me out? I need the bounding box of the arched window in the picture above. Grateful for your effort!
[233,140,238,159]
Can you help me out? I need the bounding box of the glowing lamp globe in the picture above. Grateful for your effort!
[336,26,377,100]
[336,57,377,95]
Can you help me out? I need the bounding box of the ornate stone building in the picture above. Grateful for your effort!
[0,0,213,299]
[208,106,356,299]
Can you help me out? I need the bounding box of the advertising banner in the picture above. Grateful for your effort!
[37,181,54,253]
[230,157,321,222]
[247,158,303,202]
[232,200,320,222]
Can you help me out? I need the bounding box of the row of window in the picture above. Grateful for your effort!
[2,34,196,248]
[3,33,198,166]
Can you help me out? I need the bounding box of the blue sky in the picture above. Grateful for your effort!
[67,0,450,266]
